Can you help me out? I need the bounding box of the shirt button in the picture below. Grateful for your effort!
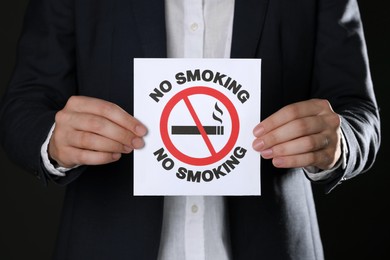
[190,23,199,31]
[191,204,199,213]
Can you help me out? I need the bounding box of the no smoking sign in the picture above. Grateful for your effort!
[134,58,261,196]
[161,86,239,166]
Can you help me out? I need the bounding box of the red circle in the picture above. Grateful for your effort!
[160,86,240,166]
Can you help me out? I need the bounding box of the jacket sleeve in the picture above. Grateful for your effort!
[311,0,381,193]
[0,0,84,185]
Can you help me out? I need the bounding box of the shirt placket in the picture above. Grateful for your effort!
[183,0,204,58]
[185,196,205,260]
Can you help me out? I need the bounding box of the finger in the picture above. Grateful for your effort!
[258,133,330,159]
[253,116,325,151]
[65,96,147,136]
[66,130,137,154]
[71,148,123,166]
[270,148,336,170]
[51,146,122,168]
[253,99,331,137]
[61,112,143,149]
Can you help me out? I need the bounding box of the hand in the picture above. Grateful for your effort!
[48,96,147,168]
[252,99,342,170]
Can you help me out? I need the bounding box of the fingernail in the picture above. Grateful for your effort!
[261,149,273,157]
[112,153,122,160]
[253,140,264,151]
[135,125,148,136]
[132,137,145,149]
[123,146,133,153]
[253,126,264,137]
[273,158,284,167]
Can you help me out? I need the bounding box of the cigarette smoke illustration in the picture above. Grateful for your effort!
[212,102,223,124]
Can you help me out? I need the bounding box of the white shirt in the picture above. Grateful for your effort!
[159,2,234,259]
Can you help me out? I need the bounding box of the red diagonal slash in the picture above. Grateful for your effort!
[183,96,217,156]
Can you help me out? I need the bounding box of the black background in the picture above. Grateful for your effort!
[0,1,389,259]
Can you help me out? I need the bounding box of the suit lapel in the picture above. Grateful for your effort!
[231,0,270,58]
[131,0,167,58]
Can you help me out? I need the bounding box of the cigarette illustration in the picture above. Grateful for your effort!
[171,125,224,135]
[172,102,225,135]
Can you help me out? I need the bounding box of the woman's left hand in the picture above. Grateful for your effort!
[252,99,342,170]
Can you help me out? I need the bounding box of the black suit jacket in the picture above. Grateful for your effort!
[0,0,380,259]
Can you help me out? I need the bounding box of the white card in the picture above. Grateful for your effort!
[134,58,261,196]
